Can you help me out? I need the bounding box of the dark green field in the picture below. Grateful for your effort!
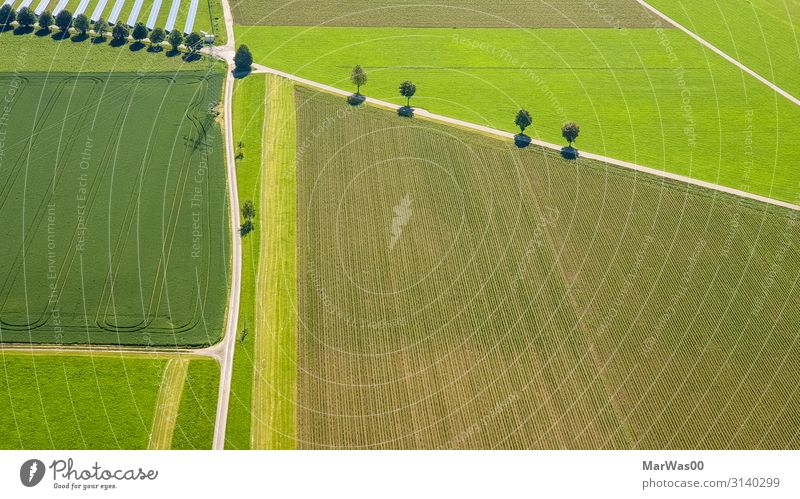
[0,72,228,347]
[232,0,654,27]
[295,88,800,449]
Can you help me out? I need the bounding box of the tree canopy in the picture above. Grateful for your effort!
[73,13,90,35]
[562,122,580,146]
[185,32,202,53]
[150,27,166,47]
[111,23,128,42]
[234,44,253,71]
[38,10,54,31]
[54,9,72,32]
[17,7,36,28]
[399,80,416,107]
[168,30,183,51]
[515,109,532,134]
[132,22,148,41]
[93,18,107,38]
[0,5,16,29]
[350,65,367,94]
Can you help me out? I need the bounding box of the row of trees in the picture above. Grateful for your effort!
[348,65,581,148]
[0,5,203,53]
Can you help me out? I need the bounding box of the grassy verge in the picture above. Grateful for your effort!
[148,358,190,449]
[223,74,266,449]
[235,25,800,204]
[171,358,220,449]
[251,74,296,449]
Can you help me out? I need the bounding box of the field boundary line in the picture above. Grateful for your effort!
[245,63,800,213]
[634,0,800,108]
[148,358,191,449]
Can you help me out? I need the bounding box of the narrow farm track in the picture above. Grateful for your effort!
[634,0,800,108]
[208,0,240,450]
[148,358,190,449]
[251,74,297,450]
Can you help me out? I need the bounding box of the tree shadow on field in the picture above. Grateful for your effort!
[71,32,89,42]
[166,48,180,57]
[182,52,201,62]
[0,24,13,34]
[129,41,145,51]
[35,27,51,37]
[397,105,414,118]
[92,35,107,44]
[14,26,35,35]
[147,44,163,53]
[51,30,71,41]
[109,38,127,47]
[232,67,251,79]
[514,134,531,148]
[560,146,579,160]
[347,93,366,106]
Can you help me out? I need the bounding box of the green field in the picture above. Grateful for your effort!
[224,74,266,449]
[250,74,296,450]
[236,25,800,204]
[648,0,800,98]
[0,72,228,346]
[294,87,800,449]
[0,353,219,449]
[171,358,219,449]
[0,353,164,448]
[231,0,655,27]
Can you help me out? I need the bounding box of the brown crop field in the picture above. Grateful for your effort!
[294,87,800,449]
[231,0,654,27]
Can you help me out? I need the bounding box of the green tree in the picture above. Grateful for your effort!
[54,9,72,33]
[149,26,165,48]
[515,109,533,135]
[17,7,37,28]
[185,31,202,54]
[234,44,252,72]
[561,122,580,147]
[73,13,89,35]
[399,80,416,107]
[239,219,254,237]
[350,65,367,95]
[93,18,107,39]
[241,199,256,220]
[38,10,54,32]
[0,4,15,29]
[111,23,128,42]
[131,22,148,42]
[168,30,183,51]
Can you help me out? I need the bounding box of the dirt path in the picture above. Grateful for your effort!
[148,358,190,450]
[250,74,297,450]
[208,6,242,448]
